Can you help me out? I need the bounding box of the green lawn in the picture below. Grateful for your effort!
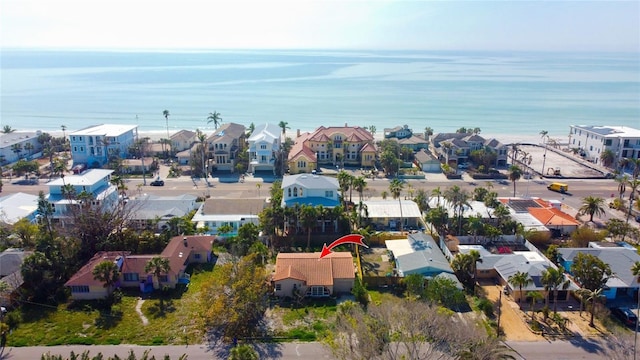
[8,263,217,346]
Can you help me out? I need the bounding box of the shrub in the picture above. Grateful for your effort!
[475,298,494,318]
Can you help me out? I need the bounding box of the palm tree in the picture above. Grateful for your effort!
[299,204,318,251]
[23,143,34,158]
[92,260,120,293]
[579,288,603,327]
[278,121,290,137]
[61,124,67,142]
[196,129,208,178]
[337,171,353,206]
[247,122,256,137]
[162,110,171,140]
[539,130,549,175]
[10,143,22,159]
[444,185,471,235]
[469,249,482,291]
[616,174,629,200]
[368,125,376,137]
[207,111,222,130]
[2,125,15,134]
[600,149,615,167]
[110,174,127,196]
[508,271,532,303]
[527,291,544,319]
[145,256,170,290]
[541,267,570,314]
[579,196,606,222]
[431,186,442,206]
[352,176,367,203]
[424,126,434,139]
[508,165,522,197]
[389,178,405,232]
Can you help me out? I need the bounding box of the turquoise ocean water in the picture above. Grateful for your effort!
[1,49,638,139]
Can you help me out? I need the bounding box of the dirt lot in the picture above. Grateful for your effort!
[483,284,610,341]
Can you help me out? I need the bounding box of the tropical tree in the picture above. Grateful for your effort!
[451,253,474,288]
[299,204,318,251]
[247,122,255,136]
[92,260,120,292]
[278,121,290,137]
[600,149,616,167]
[145,256,171,290]
[431,186,443,206]
[162,110,171,140]
[337,170,353,205]
[229,344,259,360]
[541,267,570,314]
[571,252,612,327]
[526,291,544,319]
[10,143,22,159]
[2,125,15,134]
[23,142,34,158]
[60,124,67,143]
[424,127,433,139]
[508,165,522,197]
[368,125,376,137]
[444,185,471,235]
[579,196,606,222]
[207,111,223,129]
[469,249,482,292]
[352,176,367,203]
[389,178,405,232]
[508,271,532,303]
[196,129,208,178]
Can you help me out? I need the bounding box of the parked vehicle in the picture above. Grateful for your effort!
[611,307,637,327]
[547,182,568,194]
[150,179,165,186]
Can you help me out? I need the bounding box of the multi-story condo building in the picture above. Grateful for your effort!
[248,123,281,174]
[69,124,138,167]
[207,123,246,172]
[569,125,640,165]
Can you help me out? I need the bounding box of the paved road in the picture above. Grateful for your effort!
[3,339,621,359]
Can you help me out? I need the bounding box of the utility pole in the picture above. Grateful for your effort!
[497,286,502,337]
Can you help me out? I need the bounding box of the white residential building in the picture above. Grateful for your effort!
[281,174,340,208]
[46,169,118,225]
[191,198,265,237]
[0,131,43,164]
[569,125,640,165]
[69,124,138,167]
[248,123,281,174]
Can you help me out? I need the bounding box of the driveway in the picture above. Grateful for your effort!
[482,284,543,341]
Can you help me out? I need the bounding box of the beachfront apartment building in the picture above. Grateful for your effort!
[287,125,374,174]
[248,123,281,175]
[569,125,640,165]
[69,124,138,167]
[207,123,246,173]
[0,131,44,165]
[46,169,118,226]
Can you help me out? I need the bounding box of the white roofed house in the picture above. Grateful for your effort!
[124,194,199,231]
[69,124,138,168]
[363,199,424,231]
[170,130,197,153]
[0,192,39,225]
[46,169,118,226]
[191,198,266,237]
[0,131,43,164]
[248,123,281,175]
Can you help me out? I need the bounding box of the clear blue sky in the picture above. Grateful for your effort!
[1,0,638,51]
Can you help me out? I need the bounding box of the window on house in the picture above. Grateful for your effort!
[72,136,76,141]
[293,187,298,197]
[325,191,333,197]
[260,144,267,149]
[73,146,78,152]
[70,285,90,293]
[275,284,281,291]
[123,273,139,282]
[194,253,201,259]
[288,188,292,197]
[158,275,168,282]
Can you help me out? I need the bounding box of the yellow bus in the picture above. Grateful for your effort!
[547,182,568,194]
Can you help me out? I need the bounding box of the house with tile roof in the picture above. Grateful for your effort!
[191,198,266,236]
[207,123,246,172]
[248,123,281,175]
[288,125,374,173]
[557,242,640,301]
[65,236,214,300]
[69,124,138,167]
[281,174,340,208]
[431,132,507,167]
[272,252,355,298]
[287,132,317,174]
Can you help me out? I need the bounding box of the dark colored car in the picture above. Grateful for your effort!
[611,307,638,327]
[150,179,165,187]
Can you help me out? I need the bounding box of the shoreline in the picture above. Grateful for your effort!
[36,128,563,147]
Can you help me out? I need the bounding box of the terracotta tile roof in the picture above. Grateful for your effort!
[121,255,155,276]
[307,126,373,143]
[273,252,354,286]
[65,251,131,287]
[360,142,377,152]
[288,132,317,162]
[161,235,215,277]
[528,207,580,226]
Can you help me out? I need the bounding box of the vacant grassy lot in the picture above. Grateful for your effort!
[7,263,216,347]
[266,298,338,341]
[360,247,393,277]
